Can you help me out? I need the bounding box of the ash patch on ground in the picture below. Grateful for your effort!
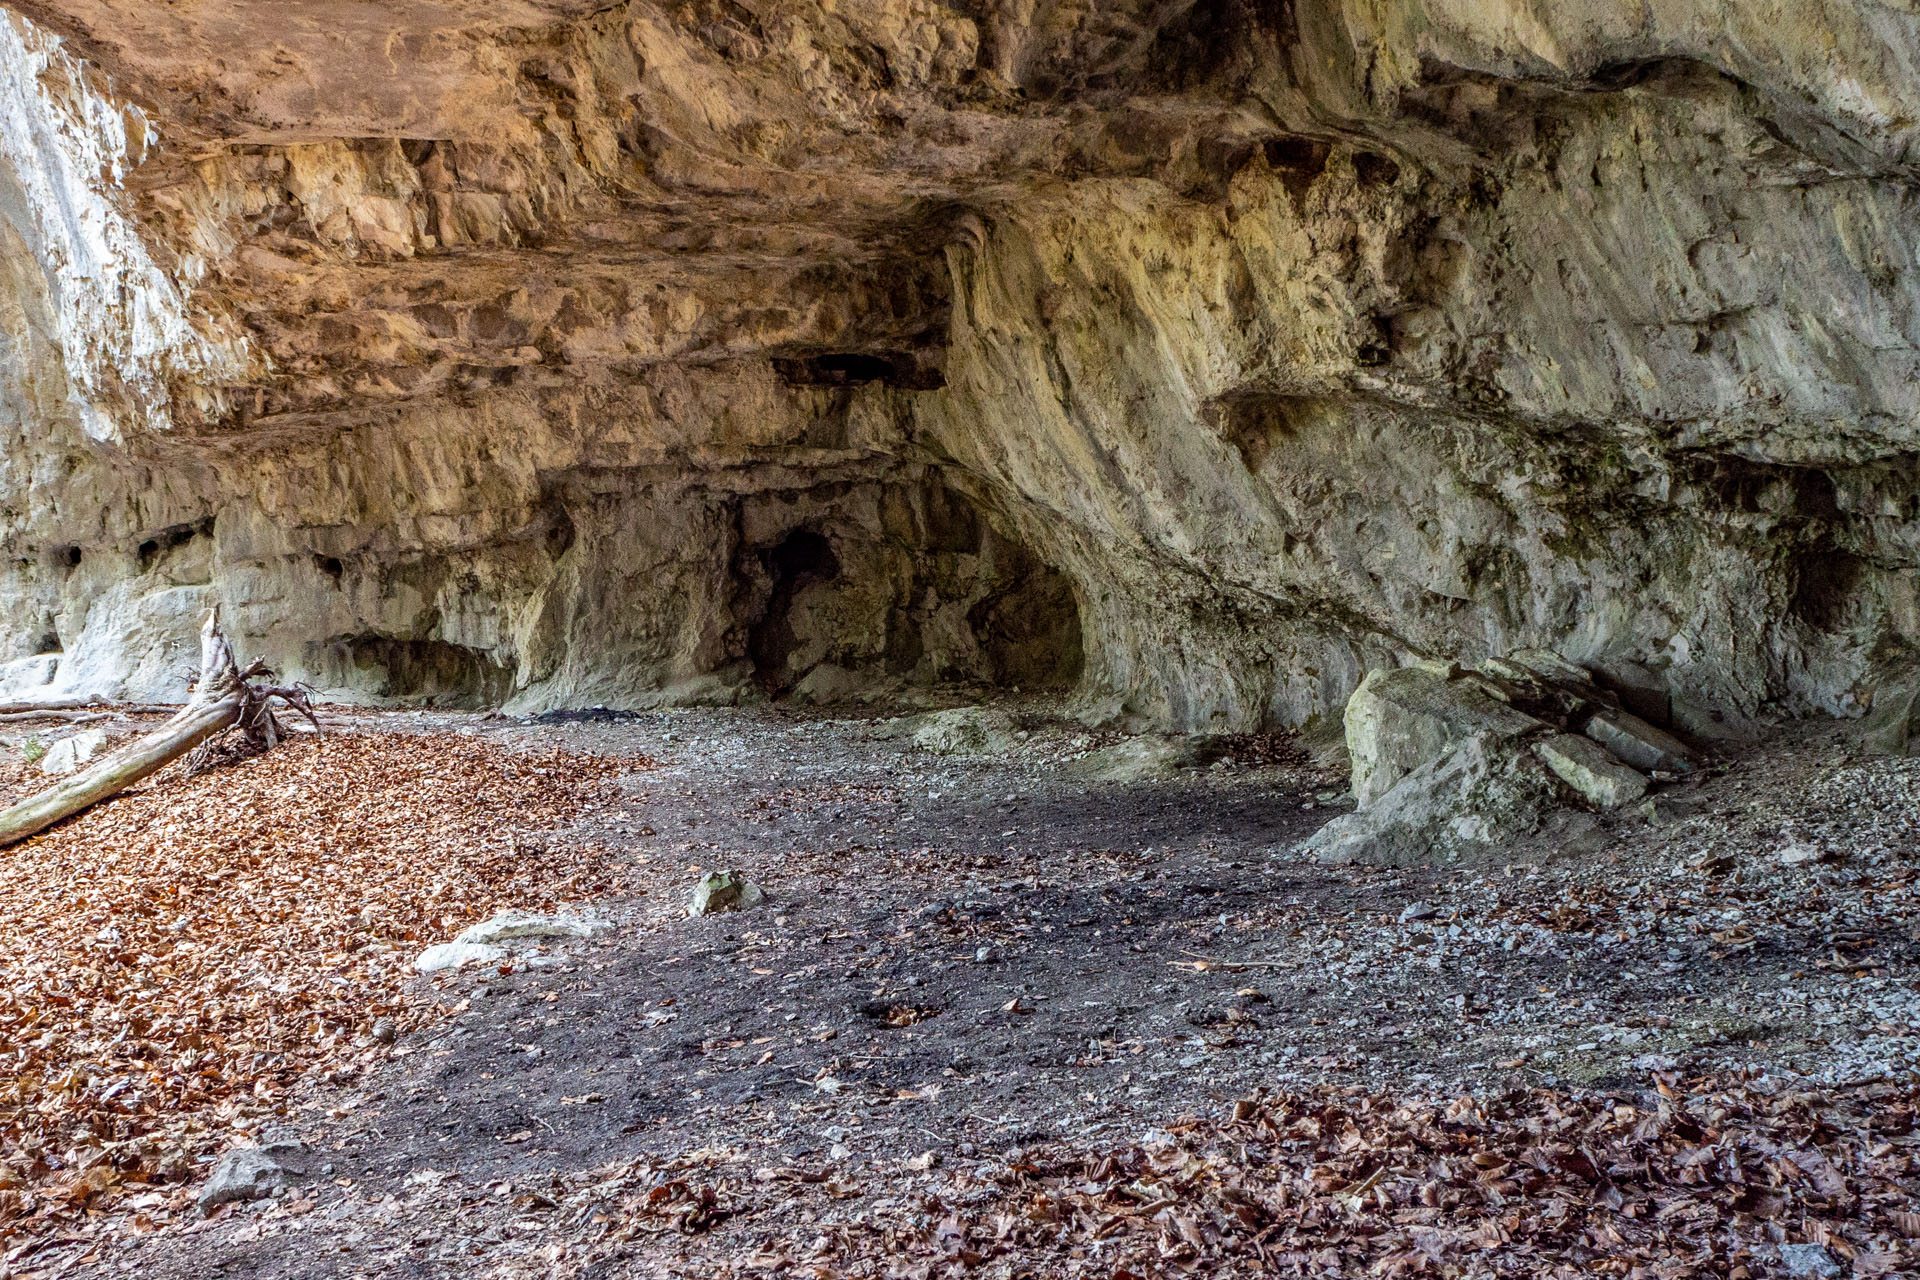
[47,708,1920,1278]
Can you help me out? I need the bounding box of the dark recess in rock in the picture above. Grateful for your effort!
[747,529,841,691]
[135,517,213,571]
[772,352,945,390]
[325,635,512,708]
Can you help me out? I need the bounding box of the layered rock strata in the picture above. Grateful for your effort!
[1,2,1918,731]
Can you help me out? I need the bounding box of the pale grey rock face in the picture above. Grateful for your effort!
[0,2,1916,734]
[1344,666,1548,808]
[0,652,56,697]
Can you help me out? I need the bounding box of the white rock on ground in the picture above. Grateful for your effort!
[39,727,106,776]
[454,910,606,945]
[414,942,508,973]
[689,870,767,916]
[1533,734,1649,809]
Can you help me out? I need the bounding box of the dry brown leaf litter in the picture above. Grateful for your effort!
[549,1077,1918,1278]
[0,730,639,1243]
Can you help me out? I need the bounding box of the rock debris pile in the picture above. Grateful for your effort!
[1309,653,1699,865]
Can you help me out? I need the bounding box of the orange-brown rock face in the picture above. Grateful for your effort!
[3,2,1920,731]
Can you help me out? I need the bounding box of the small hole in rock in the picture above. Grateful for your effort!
[1354,152,1401,188]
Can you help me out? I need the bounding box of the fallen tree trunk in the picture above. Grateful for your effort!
[0,696,111,714]
[0,700,181,719]
[0,710,113,725]
[0,613,315,848]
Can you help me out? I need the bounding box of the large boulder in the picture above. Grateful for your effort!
[1304,732,1564,865]
[1345,664,1549,807]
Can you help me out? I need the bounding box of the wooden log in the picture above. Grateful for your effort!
[0,697,111,714]
[0,613,249,848]
[0,710,113,724]
[0,701,180,718]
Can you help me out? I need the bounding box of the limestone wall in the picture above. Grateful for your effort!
[0,2,1916,730]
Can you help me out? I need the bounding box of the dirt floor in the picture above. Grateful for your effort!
[3,702,1917,1277]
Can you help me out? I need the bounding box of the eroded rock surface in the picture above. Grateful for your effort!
[1,2,1918,731]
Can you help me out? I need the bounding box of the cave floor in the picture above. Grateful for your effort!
[51,705,1920,1278]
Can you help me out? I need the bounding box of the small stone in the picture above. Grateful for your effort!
[1533,733,1648,809]
[1398,902,1437,923]
[688,870,767,917]
[197,1136,311,1215]
[370,1017,396,1044]
[414,941,507,973]
[1776,1243,1841,1279]
[455,910,605,945]
[1777,843,1828,867]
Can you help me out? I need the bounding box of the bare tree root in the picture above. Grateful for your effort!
[0,612,320,848]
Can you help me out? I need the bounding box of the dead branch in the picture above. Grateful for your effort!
[0,710,114,725]
[0,612,319,848]
[0,697,108,714]
[0,701,180,720]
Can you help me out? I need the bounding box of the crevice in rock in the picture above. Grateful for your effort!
[773,352,946,391]
[321,635,512,709]
[746,529,842,693]
[135,517,213,573]
[1262,135,1332,207]
[969,564,1084,689]
[726,480,1085,703]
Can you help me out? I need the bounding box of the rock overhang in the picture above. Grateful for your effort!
[0,1,1915,731]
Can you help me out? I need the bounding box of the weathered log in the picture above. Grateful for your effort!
[0,612,313,848]
[0,700,180,719]
[0,710,113,725]
[0,697,109,715]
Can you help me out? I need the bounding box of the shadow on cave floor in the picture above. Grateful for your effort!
[78,706,1920,1279]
